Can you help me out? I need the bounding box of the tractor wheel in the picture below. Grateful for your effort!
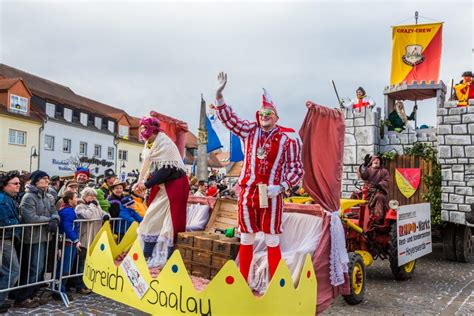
[442,223,457,261]
[455,225,473,263]
[343,252,366,305]
[389,223,416,280]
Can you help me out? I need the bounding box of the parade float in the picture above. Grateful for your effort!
[83,14,473,316]
[83,100,358,315]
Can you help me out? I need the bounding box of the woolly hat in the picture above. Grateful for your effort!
[30,170,49,185]
[75,167,90,178]
[139,113,161,140]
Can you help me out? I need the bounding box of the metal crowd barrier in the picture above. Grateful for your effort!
[0,218,128,308]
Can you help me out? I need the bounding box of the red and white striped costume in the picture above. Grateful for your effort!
[216,98,304,234]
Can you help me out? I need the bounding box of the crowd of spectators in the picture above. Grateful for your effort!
[0,165,241,312]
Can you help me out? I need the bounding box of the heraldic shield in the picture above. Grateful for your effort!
[395,168,421,198]
[402,44,425,66]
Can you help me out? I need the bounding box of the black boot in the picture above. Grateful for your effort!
[143,241,157,259]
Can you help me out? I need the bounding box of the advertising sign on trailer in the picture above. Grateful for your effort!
[397,203,432,266]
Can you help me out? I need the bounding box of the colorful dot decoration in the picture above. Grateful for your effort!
[172,264,178,273]
[225,276,234,285]
[279,278,285,287]
[132,253,139,261]
[100,243,105,251]
[307,270,311,278]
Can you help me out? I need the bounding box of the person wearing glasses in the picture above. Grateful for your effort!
[13,170,59,308]
[0,171,27,311]
[213,72,304,284]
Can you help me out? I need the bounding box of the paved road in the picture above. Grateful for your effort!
[5,243,473,315]
[324,243,474,315]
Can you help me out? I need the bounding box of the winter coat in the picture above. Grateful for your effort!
[96,189,110,212]
[48,186,59,199]
[58,205,79,243]
[107,194,124,218]
[115,205,142,235]
[0,191,21,239]
[19,185,59,244]
[75,200,108,247]
[100,183,112,199]
[132,195,147,218]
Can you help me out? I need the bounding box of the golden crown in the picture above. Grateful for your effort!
[83,222,317,315]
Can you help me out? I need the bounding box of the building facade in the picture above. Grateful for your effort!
[39,119,115,177]
[0,64,188,179]
[0,78,42,172]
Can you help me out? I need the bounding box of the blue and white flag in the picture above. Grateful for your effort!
[206,114,223,153]
[230,133,244,162]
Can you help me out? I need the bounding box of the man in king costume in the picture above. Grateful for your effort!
[214,72,304,282]
[133,114,188,267]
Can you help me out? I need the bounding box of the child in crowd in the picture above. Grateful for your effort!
[115,196,142,237]
[55,180,78,210]
[68,187,109,294]
[55,191,81,300]
[107,180,126,218]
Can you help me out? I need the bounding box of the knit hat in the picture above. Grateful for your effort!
[75,167,90,178]
[121,196,135,207]
[30,170,49,185]
[139,114,161,140]
[50,175,60,182]
[462,71,473,77]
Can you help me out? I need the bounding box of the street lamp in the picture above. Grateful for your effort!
[29,146,38,173]
[119,160,126,178]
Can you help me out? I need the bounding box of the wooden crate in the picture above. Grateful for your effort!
[205,199,239,232]
[176,198,240,279]
[212,235,240,257]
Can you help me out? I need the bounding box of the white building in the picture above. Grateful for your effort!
[39,106,116,177]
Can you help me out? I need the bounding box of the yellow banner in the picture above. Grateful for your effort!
[390,23,443,85]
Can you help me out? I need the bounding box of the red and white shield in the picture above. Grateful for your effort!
[395,168,421,198]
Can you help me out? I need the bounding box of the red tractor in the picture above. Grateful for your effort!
[340,182,416,305]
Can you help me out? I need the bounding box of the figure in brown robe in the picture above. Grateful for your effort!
[352,155,390,223]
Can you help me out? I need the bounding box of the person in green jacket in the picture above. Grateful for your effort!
[95,188,110,212]
[387,101,416,132]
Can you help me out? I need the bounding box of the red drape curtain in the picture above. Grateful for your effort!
[156,118,188,158]
[299,103,345,212]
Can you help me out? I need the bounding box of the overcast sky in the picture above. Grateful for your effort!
[1,0,472,141]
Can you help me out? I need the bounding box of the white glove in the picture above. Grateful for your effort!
[267,185,282,199]
[216,72,227,96]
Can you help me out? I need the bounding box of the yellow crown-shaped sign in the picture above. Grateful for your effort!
[84,223,317,315]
